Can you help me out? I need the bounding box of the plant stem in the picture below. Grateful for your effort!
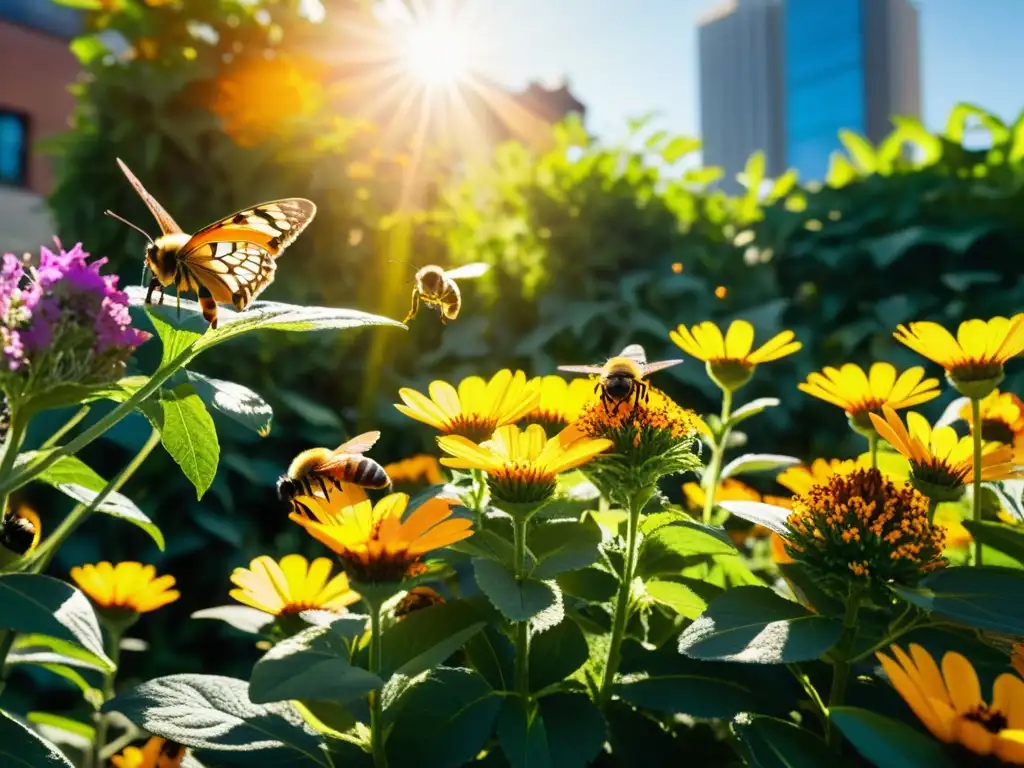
[27,427,161,575]
[470,469,488,523]
[702,388,733,525]
[513,514,530,699]
[40,405,90,450]
[87,625,123,768]
[599,485,653,708]
[0,403,29,518]
[868,431,879,470]
[368,602,387,768]
[0,630,15,695]
[927,496,939,525]
[971,397,984,568]
[787,663,828,732]
[826,584,863,748]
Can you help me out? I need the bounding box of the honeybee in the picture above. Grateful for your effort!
[277,431,391,512]
[559,344,683,413]
[106,158,316,329]
[404,263,490,325]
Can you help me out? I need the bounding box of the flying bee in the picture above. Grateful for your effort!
[559,344,683,413]
[277,431,391,512]
[106,158,316,329]
[403,263,491,325]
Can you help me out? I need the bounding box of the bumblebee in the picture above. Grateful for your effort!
[559,344,683,413]
[277,431,391,511]
[404,263,490,325]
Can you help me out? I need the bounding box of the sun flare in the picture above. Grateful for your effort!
[403,22,470,86]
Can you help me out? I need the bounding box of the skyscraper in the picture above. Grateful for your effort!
[698,0,786,193]
[784,0,920,181]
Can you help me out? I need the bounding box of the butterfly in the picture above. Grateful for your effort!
[107,158,316,328]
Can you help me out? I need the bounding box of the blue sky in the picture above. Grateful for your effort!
[468,0,1024,145]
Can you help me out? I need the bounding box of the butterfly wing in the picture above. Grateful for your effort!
[640,359,684,377]
[558,364,607,375]
[185,199,317,258]
[444,263,491,280]
[619,344,648,367]
[116,158,184,236]
[332,431,381,456]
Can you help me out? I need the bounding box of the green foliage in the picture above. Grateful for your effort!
[830,707,955,768]
[732,714,833,767]
[0,710,74,768]
[893,566,1024,635]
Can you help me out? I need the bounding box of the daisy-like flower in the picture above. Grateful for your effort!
[878,644,1024,765]
[291,493,473,583]
[870,405,1022,502]
[0,504,40,558]
[960,390,1024,460]
[396,369,541,442]
[798,362,940,434]
[111,736,186,768]
[437,423,612,505]
[575,384,703,491]
[383,454,445,487]
[683,477,761,509]
[522,375,595,432]
[229,554,360,616]
[776,458,865,499]
[70,562,179,616]
[895,315,1024,399]
[783,468,945,591]
[669,319,801,391]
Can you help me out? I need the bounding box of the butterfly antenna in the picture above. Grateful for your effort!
[105,210,154,244]
[388,259,419,285]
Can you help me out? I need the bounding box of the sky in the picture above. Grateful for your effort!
[461,0,1024,146]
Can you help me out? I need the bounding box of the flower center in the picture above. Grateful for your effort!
[950,362,1005,383]
[913,458,970,489]
[522,410,569,433]
[279,601,328,615]
[964,705,1009,734]
[980,419,1016,446]
[445,416,498,443]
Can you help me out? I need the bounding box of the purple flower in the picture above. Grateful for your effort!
[0,239,151,387]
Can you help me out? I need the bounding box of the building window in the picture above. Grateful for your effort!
[0,111,28,188]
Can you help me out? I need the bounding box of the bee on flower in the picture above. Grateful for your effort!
[0,504,40,563]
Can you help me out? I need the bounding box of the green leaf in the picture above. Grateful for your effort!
[826,152,858,187]
[0,574,113,671]
[838,129,877,174]
[988,480,1024,522]
[158,385,220,500]
[636,521,737,578]
[683,166,724,186]
[765,171,798,203]
[717,501,790,535]
[777,563,844,616]
[191,606,275,635]
[249,625,382,706]
[185,371,273,437]
[537,694,605,768]
[962,521,1024,565]
[497,696,552,768]
[830,707,954,768]
[613,659,764,718]
[893,566,1024,635]
[678,585,843,663]
[725,398,780,430]
[556,567,617,603]
[473,558,558,622]
[721,453,800,480]
[31,454,105,490]
[68,33,107,65]
[528,518,601,579]
[529,616,588,692]
[732,714,833,767]
[8,633,109,673]
[645,578,719,619]
[104,674,327,764]
[661,136,701,164]
[55,484,164,551]
[0,709,74,767]
[386,668,501,768]
[26,712,94,740]
[381,598,487,678]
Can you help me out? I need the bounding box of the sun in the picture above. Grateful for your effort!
[402,22,471,86]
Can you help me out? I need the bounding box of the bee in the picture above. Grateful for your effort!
[559,344,683,413]
[277,431,391,511]
[404,263,491,325]
[106,158,316,329]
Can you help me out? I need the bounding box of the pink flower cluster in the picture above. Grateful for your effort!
[0,240,149,381]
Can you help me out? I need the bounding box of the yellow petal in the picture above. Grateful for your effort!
[724,320,754,359]
[942,651,983,714]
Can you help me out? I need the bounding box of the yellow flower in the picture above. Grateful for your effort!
[522,375,595,432]
[784,468,945,587]
[383,455,445,486]
[229,554,360,616]
[669,319,801,390]
[895,316,1024,397]
[111,736,186,768]
[438,423,612,504]
[870,405,1021,501]
[776,458,865,498]
[0,504,41,557]
[291,493,473,583]
[70,562,179,614]
[1014,644,1024,680]
[396,369,541,442]
[683,478,761,509]
[798,362,940,433]
[961,390,1024,460]
[878,644,1024,764]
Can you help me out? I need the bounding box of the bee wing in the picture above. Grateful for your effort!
[333,431,381,456]
[619,344,648,366]
[116,158,184,236]
[444,263,491,280]
[640,359,684,376]
[558,364,607,375]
